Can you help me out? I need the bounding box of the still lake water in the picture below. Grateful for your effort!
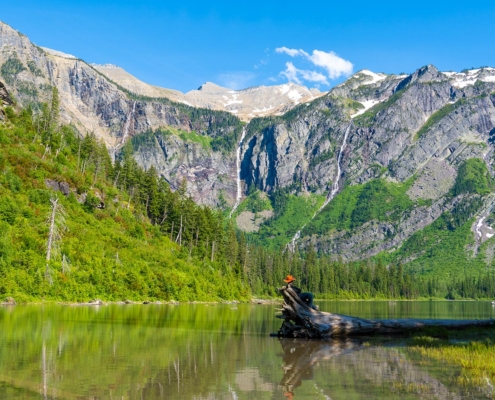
[0,300,494,399]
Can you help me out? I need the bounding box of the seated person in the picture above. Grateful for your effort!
[283,275,317,310]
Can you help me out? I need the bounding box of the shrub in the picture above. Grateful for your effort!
[453,158,492,196]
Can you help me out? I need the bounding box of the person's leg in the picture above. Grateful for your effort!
[299,292,316,309]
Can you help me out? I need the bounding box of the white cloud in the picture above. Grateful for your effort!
[281,62,328,85]
[299,69,329,84]
[280,62,301,84]
[217,71,257,90]
[275,47,309,58]
[275,47,353,85]
[308,50,353,79]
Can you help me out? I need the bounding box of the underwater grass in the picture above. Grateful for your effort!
[407,328,495,395]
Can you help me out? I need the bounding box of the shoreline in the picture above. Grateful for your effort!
[2,297,495,306]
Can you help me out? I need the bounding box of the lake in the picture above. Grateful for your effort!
[0,300,494,399]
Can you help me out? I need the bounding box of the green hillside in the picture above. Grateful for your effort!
[2,92,495,302]
[0,99,249,302]
[237,167,495,299]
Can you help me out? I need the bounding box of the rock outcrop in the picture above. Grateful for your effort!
[93,64,326,122]
[0,21,242,206]
[0,80,12,106]
[3,20,495,262]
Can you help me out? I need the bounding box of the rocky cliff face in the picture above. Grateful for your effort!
[241,65,495,195]
[94,64,325,122]
[238,64,495,261]
[0,22,242,206]
[3,20,495,267]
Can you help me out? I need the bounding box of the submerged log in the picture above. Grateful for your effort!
[272,286,495,338]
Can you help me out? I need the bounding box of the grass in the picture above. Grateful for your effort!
[251,193,325,249]
[406,328,495,395]
[233,189,272,218]
[372,173,492,281]
[178,129,212,150]
[131,126,212,151]
[453,158,493,196]
[303,178,415,236]
[379,209,484,281]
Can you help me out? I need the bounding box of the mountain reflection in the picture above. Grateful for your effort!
[273,337,486,400]
[0,304,491,399]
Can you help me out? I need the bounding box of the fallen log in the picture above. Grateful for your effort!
[0,297,16,306]
[272,286,495,338]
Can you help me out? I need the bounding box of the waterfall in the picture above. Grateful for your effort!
[121,101,137,144]
[288,123,352,251]
[112,101,137,162]
[229,127,247,218]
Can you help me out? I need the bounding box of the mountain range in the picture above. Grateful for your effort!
[2,20,495,279]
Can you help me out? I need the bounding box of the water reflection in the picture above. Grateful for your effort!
[278,338,363,399]
[274,336,492,399]
[0,303,492,399]
[319,299,495,320]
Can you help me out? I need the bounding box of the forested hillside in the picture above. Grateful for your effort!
[3,16,495,301]
[3,91,495,301]
[0,91,250,302]
[3,21,495,286]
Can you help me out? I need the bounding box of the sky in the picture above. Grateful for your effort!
[2,1,495,93]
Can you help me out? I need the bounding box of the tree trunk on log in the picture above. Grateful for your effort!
[272,286,495,338]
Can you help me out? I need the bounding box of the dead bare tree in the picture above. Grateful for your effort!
[160,206,168,225]
[176,215,183,245]
[45,197,66,284]
[127,187,135,209]
[61,254,71,275]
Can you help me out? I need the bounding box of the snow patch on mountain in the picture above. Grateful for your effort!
[41,47,77,59]
[360,70,387,84]
[351,99,381,118]
[443,68,495,88]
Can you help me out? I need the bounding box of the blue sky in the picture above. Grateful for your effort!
[2,1,495,92]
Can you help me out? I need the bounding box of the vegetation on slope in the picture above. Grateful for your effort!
[250,169,495,297]
[414,99,466,140]
[2,88,495,302]
[303,178,414,236]
[0,55,25,85]
[131,127,213,151]
[85,63,244,154]
[248,190,325,250]
[0,97,249,302]
[233,187,273,216]
[452,157,493,196]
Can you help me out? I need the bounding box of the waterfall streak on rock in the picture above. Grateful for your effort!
[476,217,484,240]
[121,101,137,145]
[229,127,247,218]
[111,101,137,161]
[289,123,352,250]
